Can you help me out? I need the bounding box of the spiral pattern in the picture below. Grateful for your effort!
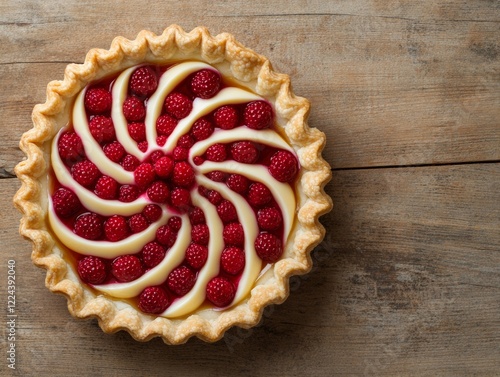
[48,61,297,317]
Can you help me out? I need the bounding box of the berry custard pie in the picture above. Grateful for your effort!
[14,25,332,344]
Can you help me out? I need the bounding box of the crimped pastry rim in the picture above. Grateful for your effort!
[13,25,332,344]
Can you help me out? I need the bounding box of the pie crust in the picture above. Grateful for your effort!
[14,25,332,344]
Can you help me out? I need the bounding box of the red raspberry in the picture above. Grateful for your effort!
[191,118,214,141]
[52,188,80,217]
[190,69,221,99]
[231,141,258,164]
[143,204,162,222]
[84,88,112,114]
[206,277,235,307]
[170,188,191,209]
[141,241,166,268]
[226,174,249,194]
[138,141,148,152]
[164,92,192,119]
[94,176,118,199]
[103,141,125,163]
[111,255,143,282]
[72,160,100,188]
[149,150,164,164]
[248,182,272,207]
[128,122,146,142]
[255,233,283,263]
[154,156,174,178]
[244,101,273,129]
[207,171,226,182]
[77,256,107,285]
[147,181,170,203]
[58,131,84,162]
[191,224,209,245]
[121,154,140,171]
[118,185,139,202]
[217,200,238,223]
[134,163,156,188]
[104,215,129,242]
[193,156,204,166]
[207,190,223,205]
[156,225,177,247]
[177,134,194,149]
[139,286,170,314]
[128,214,149,233]
[269,151,298,183]
[74,213,103,240]
[123,96,146,122]
[173,161,195,187]
[157,136,167,146]
[257,207,282,230]
[223,223,244,246]
[156,114,178,136]
[129,66,158,97]
[89,116,115,143]
[185,243,208,269]
[189,207,205,225]
[167,266,196,296]
[167,216,182,232]
[221,247,245,275]
[206,143,226,162]
[214,105,238,130]
[173,146,189,161]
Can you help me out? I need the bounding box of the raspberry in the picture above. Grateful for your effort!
[257,207,282,230]
[129,66,158,97]
[154,156,174,178]
[128,122,146,142]
[172,161,195,187]
[226,174,249,194]
[164,92,192,119]
[244,101,273,129]
[121,154,140,171]
[138,141,148,152]
[156,114,178,136]
[217,200,238,223]
[269,151,298,183]
[74,213,103,240]
[191,118,214,141]
[255,233,282,263]
[128,214,149,233]
[84,88,112,114]
[185,243,208,269]
[190,69,221,99]
[191,224,209,245]
[72,160,100,188]
[221,247,245,275]
[223,223,244,246]
[177,134,194,149]
[214,105,238,130]
[167,216,182,232]
[141,241,166,268]
[111,255,143,282]
[230,141,258,163]
[173,146,189,161]
[206,277,235,307]
[104,215,129,242]
[94,176,118,199]
[52,188,80,217]
[139,286,170,314]
[143,204,162,222]
[123,96,146,122]
[248,182,272,207]
[189,207,205,225]
[103,141,125,163]
[149,150,164,163]
[207,190,223,205]
[170,188,191,209]
[134,163,156,188]
[156,136,167,146]
[58,131,84,162]
[193,156,204,166]
[89,116,115,143]
[207,171,226,182]
[147,181,170,203]
[156,225,177,247]
[118,185,139,202]
[206,143,226,162]
[77,256,107,285]
[167,266,196,296]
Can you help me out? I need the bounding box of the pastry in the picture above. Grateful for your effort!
[14,25,332,344]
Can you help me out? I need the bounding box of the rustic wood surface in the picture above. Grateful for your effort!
[1,1,499,376]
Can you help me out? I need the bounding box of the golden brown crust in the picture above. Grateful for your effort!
[13,25,332,344]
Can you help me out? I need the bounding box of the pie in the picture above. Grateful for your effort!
[14,25,332,344]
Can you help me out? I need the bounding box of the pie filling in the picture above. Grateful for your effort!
[48,61,299,317]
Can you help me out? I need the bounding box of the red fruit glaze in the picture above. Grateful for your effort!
[58,132,84,162]
[129,66,158,97]
[52,187,81,217]
[72,160,100,188]
[206,277,235,307]
[139,286,170,314]
[167,266,196,296]
[123,96,146,122]
[164,92,192,119]
[190,69,221,99]
[221,247,245,275]
[244,100,272,130]
[74,213,103,240]
[185,243,208,269]
[84,88,112,114]
[255,233,283,263]
[214,105,238,130]
[111,255,143,282]
[77,256,107,285]
[89,116,115,143]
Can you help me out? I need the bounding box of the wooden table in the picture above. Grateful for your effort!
[1,1,498,376]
